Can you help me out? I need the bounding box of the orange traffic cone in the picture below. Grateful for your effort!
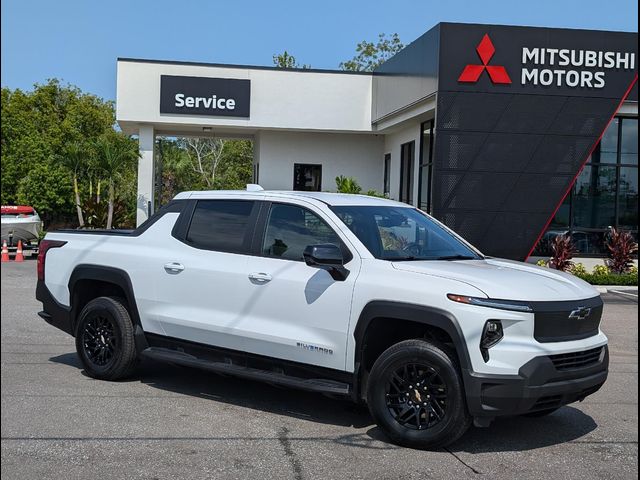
[1,240,9,262]
[15,240,24,262]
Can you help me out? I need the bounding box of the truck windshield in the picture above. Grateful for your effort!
[331,205,483,261]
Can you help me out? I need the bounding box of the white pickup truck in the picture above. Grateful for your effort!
[36,188,608,449]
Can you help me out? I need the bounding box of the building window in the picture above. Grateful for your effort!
[533,117,638,257]
[293,164,322,191]
[399,141,415,204]
[418,120,434,213]
[383,153,391,196]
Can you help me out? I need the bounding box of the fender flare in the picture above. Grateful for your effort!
[68,264,147,349]
[352,301,472,399]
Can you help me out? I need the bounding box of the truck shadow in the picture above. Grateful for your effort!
[50,353,598,452]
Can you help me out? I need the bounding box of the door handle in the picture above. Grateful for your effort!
[248,272,272,283]
[164,262,185,274]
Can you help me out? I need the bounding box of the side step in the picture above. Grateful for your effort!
[141,347,351,396]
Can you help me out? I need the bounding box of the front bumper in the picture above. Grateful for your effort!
[464,344,609,417]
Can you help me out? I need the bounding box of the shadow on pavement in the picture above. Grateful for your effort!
[448,406,597,453]
[49,354,374,429]
[50,353,599,451]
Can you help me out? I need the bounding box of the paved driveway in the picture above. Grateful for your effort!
[1,261,637,479]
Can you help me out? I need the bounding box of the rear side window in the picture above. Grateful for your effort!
[186,200,255,253]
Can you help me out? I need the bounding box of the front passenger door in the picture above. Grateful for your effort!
[241,201,360,371]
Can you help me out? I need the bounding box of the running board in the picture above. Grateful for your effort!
[141,347,351,395]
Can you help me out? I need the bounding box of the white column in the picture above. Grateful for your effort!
[136,125,155,226]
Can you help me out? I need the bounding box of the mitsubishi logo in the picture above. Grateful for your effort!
[568,307,592,321]
[458,34,512,84]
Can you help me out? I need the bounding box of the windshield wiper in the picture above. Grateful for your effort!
[433,255,478,261]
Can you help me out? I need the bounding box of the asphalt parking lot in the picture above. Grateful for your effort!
[1,261,638,480]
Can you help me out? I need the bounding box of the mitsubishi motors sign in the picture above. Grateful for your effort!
[432,23,637,261]
[440,23,638,98]
[520,46,635,88]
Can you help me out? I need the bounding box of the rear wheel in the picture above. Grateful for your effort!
[366,339,471,449]
[75,296,138,380]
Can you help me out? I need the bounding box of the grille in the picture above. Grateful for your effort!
[532,395,562,410]
[549,347,604,371]
[533,297,603,343]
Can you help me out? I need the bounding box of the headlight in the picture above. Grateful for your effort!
[480,320,504,362]
[447,294,533,312]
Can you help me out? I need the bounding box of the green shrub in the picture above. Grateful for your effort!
[592,264,610,276]
[573,271,638,286]
[570,263,588,275]
[536,260,637,285]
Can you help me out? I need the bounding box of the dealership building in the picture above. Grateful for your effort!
[116,22,638,261]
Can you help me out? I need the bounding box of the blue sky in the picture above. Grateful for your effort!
[2,0,638,100]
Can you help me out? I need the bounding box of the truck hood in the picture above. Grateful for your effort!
[391,258,599,302]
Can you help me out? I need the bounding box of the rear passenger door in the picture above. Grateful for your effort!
[153,199,260,347]
[241,201,360,371]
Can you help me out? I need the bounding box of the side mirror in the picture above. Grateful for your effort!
[303,244,349,281]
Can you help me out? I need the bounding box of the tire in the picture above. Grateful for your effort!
[366,339,472,449]
[523,407,561,417]
[75,296,138,380]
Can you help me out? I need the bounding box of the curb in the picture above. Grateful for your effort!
[596,285,638,296]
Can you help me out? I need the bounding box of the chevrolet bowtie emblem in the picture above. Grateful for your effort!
[568,307,591,320]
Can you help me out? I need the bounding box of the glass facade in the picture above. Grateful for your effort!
[418,120,434,212]
[533,117,638,256]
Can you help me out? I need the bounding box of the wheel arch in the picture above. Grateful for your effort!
[68,264,147,349]
[352,301,472,401]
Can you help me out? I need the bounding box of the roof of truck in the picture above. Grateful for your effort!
[173,189,410,207]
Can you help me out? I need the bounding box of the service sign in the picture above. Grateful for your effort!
[160,75,250,117]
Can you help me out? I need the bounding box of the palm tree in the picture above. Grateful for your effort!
[94,132,140,229]
[59,142,89,227]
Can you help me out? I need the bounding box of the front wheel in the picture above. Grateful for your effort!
[75,296,138,380]
[366,339,471,449]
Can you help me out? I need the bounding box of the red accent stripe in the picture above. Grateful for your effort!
[525,73,639,261]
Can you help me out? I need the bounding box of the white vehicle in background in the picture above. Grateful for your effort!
[1,205,43,251]
[36,187,609,449]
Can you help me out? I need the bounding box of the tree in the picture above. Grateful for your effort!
[94,132,140,229]
[214,140,253,189]
[1,80,115,224]
[58,142,92,227]
[272,51,310,69]
[340,33,404,72]
[182,137,228,189]
[16,161,73,222]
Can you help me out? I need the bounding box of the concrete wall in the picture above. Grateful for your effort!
[256,131,384,192]
[117,60,374,134]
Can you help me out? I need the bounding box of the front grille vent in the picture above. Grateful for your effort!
[549,347,604,371]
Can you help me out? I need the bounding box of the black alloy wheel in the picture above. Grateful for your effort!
[82,314,117,367]
[367,339,471,449]
[385,363,448,430]
[75,296,138,380]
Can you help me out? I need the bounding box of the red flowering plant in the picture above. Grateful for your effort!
[605,228,638,274]
[549,234,577,272]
